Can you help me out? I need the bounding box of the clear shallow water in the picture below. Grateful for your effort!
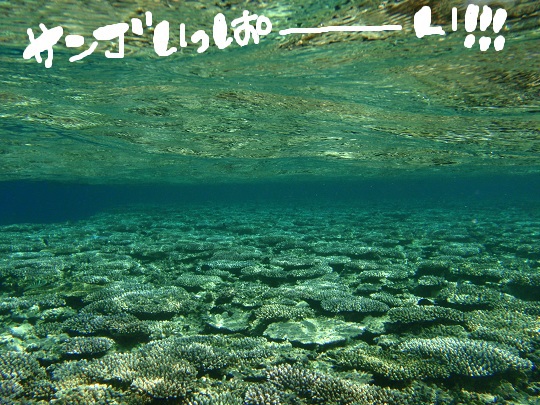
[1,0,539,182]
[0,0,539,403]
[1,191,539,404]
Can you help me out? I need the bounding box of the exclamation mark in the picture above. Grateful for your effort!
[464,4,479,48]
[493,8,507,51]
[478,5,493,51]
[463,4,507,51]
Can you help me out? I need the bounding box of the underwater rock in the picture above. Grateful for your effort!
[175,273,223,290]
[206,310,251,333]
[263,318,365,346]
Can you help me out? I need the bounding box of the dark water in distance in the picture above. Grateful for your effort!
[2,174,539,225]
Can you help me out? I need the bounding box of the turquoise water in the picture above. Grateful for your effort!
[1,0,539,403]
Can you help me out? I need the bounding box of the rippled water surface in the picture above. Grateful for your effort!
[1,0,539,181]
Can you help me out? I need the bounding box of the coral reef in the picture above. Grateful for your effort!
[0,204,538,403]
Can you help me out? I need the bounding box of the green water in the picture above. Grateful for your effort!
[0,0,539,403]
[1,0,539,182]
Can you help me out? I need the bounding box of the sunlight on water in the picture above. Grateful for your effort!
[1,0,538,182]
